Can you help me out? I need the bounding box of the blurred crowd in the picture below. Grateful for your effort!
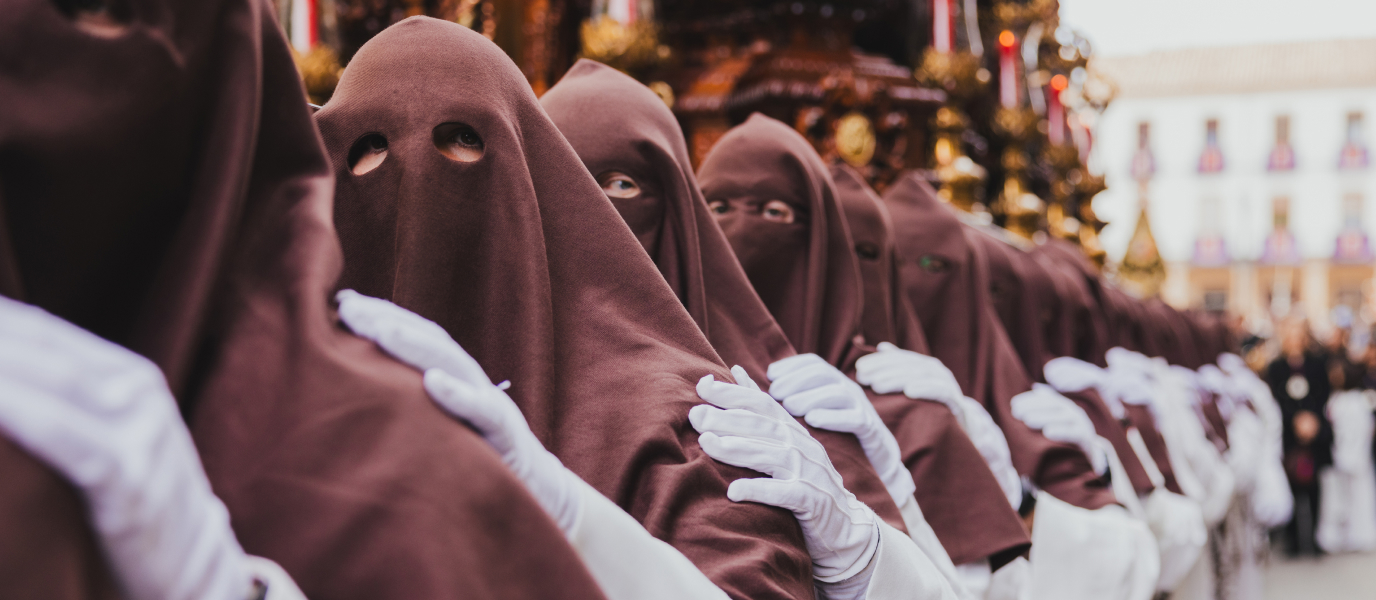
[1251,317,1376,557]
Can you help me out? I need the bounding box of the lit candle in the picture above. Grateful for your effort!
[308,0,318,47]
[999,30,1017,108]
[932,0,953,53]
[1048,74,1067,145]
[609,0,635,24]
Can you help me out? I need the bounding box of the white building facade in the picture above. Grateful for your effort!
[1091,39,1376,330]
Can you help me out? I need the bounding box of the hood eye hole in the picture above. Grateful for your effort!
[52,0,129,37]
[347,134,389,176]
[855,242,880,261]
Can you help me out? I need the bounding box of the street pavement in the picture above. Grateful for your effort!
[1263,551,1376,599]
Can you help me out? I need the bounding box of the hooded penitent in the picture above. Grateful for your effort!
[973,232,1157,497]
[693,113,1029,566]
[1,3,606,600]
[827,163,1031,566]
[878,173,1116,510]
[318,22,813,599]
[540,60,906,533]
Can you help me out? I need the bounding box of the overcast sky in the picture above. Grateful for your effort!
[1059,0,1376,57]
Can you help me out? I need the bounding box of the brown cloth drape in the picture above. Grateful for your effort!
[2,3,606,599]
[320,23,814,600]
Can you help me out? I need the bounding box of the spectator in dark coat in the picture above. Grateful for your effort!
[1266,322,1334,556]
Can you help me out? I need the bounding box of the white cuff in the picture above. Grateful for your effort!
[565,478,729,600]
[818,521,959,600]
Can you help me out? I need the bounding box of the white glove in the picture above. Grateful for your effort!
[0,295,283,600]
[691,366,880,583]
[336,290,582,533]
[855,342,965,419]
[852,344,1022,509]
[954,395,1024,510]
[1251,456,1294,528]
[1044,356,1129,420]
[1142,490,1206,592]
[1011,384,1108,476]
[766,353,916,507]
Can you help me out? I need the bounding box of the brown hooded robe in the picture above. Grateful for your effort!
[541,60,907,534]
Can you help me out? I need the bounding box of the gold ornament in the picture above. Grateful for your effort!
[993,107,1039,141]
[292,45,343,105]
[580,18,660,73]
[916,49,984,98]
[647,81,675,109]
[835,112,877,169]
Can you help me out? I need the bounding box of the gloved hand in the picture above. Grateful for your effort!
[691,366,880,583]
[1142,490,1207,592]
[766,353,916,507]
[1045,356,1127,419]
[1250,456,1294,528]
[954,395,1023,510]
[0,296,302,600]
[336,290,582,533]
[1011,384,1108,476]
[854,342,965,419]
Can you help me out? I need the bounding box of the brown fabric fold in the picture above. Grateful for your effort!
[1033,238,1126,360]
[1033,247,1110,368]
[320,27,814,600]
[1124,404,1184,494]
[3,4,606,599]
[541,59,905,535]
[0,438,120,600]
[828,164,1030,566]
[971,231,1055,381]
[879,173,1116,510]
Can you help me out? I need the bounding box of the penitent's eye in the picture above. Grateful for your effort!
[433,122,485,163]
[347,134,389,176]
[598,171,642,199]
[762,200,796,224]
[919,255,949,273]
[708,200,730,215]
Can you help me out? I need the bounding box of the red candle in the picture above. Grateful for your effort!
[999,31,1017,108]
[1048,74,1068,145]
[307,0,318,47]
[932,0,953,53]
